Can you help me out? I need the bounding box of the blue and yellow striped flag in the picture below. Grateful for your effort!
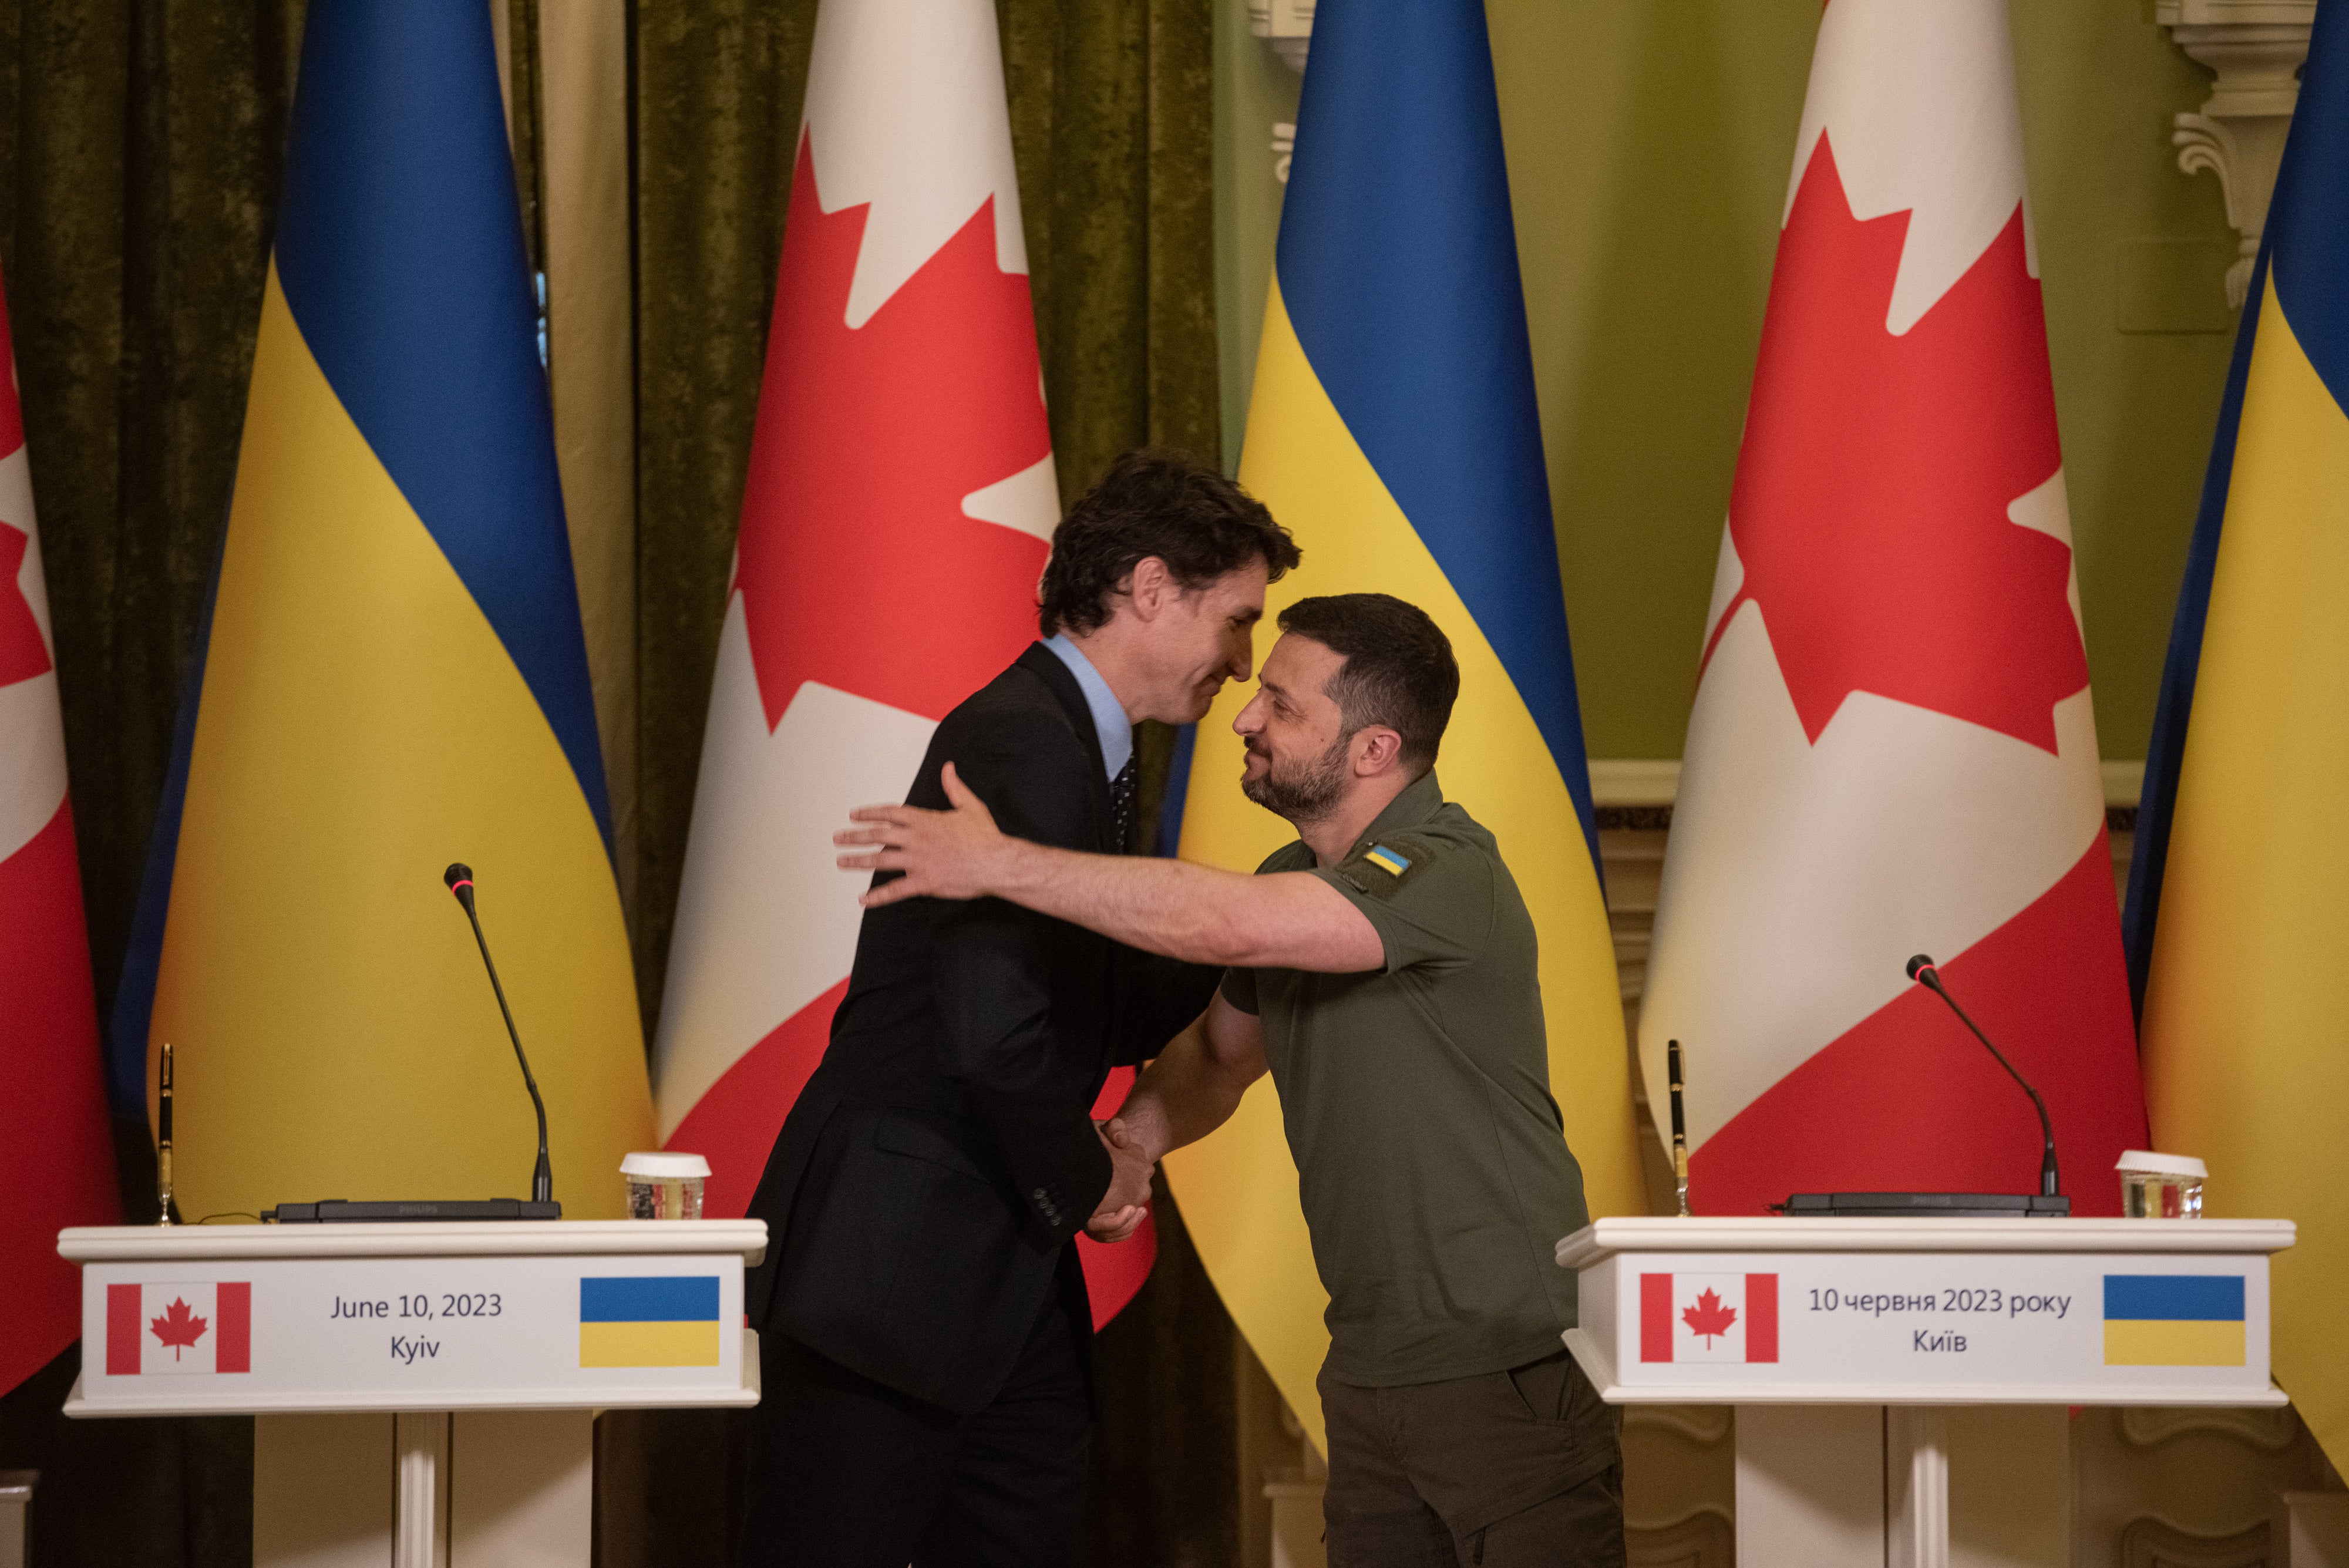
[2126,0,2349,1470]
[2102,1276,2247,1369]
[579,1276,722,1369]
[109,1,651,1220]
[1163,0,1642,1452]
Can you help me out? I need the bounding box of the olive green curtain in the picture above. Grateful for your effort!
[0,1,1236,1564]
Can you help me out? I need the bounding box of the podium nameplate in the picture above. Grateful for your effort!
[60,1220,764,1417]
[1557,1217,2290,1407]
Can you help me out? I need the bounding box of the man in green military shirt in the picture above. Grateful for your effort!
[837,593,1623,1567]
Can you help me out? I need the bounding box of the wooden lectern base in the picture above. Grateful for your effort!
[1734,1404,2069,1568]
[253,1409,593,1568]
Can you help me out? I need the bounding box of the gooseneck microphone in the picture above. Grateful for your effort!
[1906,955,2059,1199]
[446,863,554,1205]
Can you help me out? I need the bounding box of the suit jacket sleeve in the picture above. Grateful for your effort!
[920,706,1115,1246]
[1109,948,1221,1068]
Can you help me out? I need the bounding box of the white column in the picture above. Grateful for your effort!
[393,1412,452,1568]
[1888,1407,1950,1568]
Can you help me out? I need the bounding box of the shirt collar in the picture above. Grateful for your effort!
[1341,769,1445,861]
[1043,634,1132,780]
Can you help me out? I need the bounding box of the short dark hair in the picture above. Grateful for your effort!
[1038,449,1300,637]
[1277,594,1459,771]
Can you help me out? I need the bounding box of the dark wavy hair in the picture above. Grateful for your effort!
[1037,449,1300,637]
[1277,594,1459,771]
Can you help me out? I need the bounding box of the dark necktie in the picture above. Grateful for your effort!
[1109,756,1137,852]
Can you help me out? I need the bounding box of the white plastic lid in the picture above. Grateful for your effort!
[620,1151,711,1179]
[2115,1149,2207,1179]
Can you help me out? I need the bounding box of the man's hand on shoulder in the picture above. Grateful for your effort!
[837,761,1018,909]
[1086,1119,1153,1243]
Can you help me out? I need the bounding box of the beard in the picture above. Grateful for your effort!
[1241,733,1351,822]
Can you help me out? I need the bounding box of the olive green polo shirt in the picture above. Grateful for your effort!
[1221,769,1590,1388]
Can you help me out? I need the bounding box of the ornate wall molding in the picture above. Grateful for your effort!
[2157,0,2316,307]
[1626,1508,1734,1568]
[2118,1516,2269,1568]
[1627,1405,1732,1448]
[2120,1405,2303,1452]
[1249,0,1314,73]
[1588,758,2147,810]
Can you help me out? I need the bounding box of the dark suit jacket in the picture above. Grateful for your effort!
[742,643,1219,1414]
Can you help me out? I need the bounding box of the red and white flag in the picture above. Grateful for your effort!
[1638,1,2148,1216]
[651,0,1156,1324]
[104,1282,251,1376]
[0,266,120,1397]
[1640,1273,1779,1364]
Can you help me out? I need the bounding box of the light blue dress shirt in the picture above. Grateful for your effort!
[1043,634,1132,781]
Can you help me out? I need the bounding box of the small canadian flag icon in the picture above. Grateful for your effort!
[1640,1272,1778,1364]
[105,1282,251,1375]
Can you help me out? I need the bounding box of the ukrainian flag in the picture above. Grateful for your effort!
[1162,0,1641,1451]
[2126,0,2349,1468]
[108,1,651,1221]
[579,1276,722,1369]
[2102,1276,2247,1368]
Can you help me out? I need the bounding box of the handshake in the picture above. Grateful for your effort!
[1088,1116,1155,1244]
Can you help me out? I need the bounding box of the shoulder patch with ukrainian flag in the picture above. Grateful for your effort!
[1341,835,1436,901]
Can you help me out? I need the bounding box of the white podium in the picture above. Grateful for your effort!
[1557,1217,2293,1568]
[60,1220,766,1568]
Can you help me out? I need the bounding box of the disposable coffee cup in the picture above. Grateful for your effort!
[2115,1149,2205,1219]
[621,1152,710,1220]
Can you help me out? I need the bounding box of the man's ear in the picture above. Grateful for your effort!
[1354,726,1406,778]
[1125,556,1173,621]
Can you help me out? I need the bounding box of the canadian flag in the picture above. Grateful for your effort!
[1637,0,2148,1216]
[1640,1273,1779,1364]
[650,0,1156,1324]
[104,1282,251,1376]
[0,264,121,1398]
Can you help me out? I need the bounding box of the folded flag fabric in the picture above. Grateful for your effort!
[2125,0,2349,1473]
[0,257,118,1399]
[1638,0,2146,1218]
[2102,1275,2245,1368]
[578,1275,722,1368]
[107,0,652,1220]
[105,1282,251,1377]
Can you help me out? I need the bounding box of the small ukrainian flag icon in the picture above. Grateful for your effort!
[2102,1274,2245,1367]
[580,1276,722,1368]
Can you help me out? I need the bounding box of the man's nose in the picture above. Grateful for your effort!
[1232,692,1265,735]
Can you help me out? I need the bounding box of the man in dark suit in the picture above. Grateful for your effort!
[736,450,1301,1568]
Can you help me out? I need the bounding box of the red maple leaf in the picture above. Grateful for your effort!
[733,133,1053,729]
[0,521,48,685]
[1682,1287,1739,1347]
[150,1296,208,1360]
[0,522,48,687]
[1709,133,2087,753]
